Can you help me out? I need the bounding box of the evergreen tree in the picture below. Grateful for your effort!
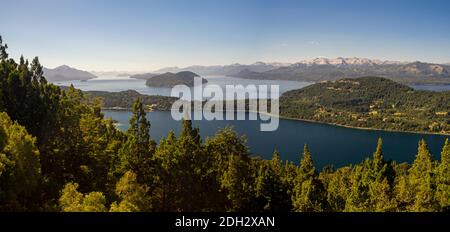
[221,154,251,211]
[436,139,450,211]
[0,112,41,211]
[324,167,352,212]
[205,127,250,211]
[298,144,316,181]
[253,151,292,212]
[119,98,154,182]
[408,139,438,211]
[58,182,107,212]
[292,144,326,211]
[0,36,8,60]
[110,171,151,212]
[128,98,151,146]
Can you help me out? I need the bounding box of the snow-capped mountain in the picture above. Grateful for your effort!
[296,57,404,66]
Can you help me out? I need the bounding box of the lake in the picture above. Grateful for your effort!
[409,84,450,92]
[55,75,313,100]
[57,75,449,169]
[103,110,450,169]
[55,76,450,98]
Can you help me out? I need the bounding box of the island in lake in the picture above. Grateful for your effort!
[130,71,208,87]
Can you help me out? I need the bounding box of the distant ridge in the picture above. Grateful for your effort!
[44,65,96,81]
[152,62,287,76]
[150,57,450,84]
[232,58,450,84]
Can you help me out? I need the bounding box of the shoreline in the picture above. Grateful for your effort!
[102,107,450,136]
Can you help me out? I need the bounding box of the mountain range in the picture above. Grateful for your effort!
[153,62,289,76]
[46,57,450,84]
[43,65,97,81]
[154,57,450,84]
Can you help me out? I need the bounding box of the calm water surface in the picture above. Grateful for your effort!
[104,110,449,169]
[55,75,312,99]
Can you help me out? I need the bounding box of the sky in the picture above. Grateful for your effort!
[1,0,450,71]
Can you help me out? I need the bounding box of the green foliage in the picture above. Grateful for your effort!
[84,90,177,111]
[436,139,450,210]
[280,77,450,134]
[0,112,41,211]
[292,145,327,212]
[110,171,151,212]
[407,140,438,211]
[0,36,7,60]
[252,151,292,212]
[59,182,107,212]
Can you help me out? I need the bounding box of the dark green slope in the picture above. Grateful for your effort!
[279,77,450,134]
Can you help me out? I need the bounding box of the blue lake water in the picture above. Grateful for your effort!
[55,75,313,100]
[103,110,449,169]
[409,84,450,92]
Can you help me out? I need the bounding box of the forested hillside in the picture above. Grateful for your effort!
[1,37,450,212]
[84,90,177,111]
[280,77,450,134]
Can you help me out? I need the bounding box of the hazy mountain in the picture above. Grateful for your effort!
[232,58,450,84]
[153,62,288,76]
[44,65,97,81]
[129,73,159,80]
[295,57,405,66]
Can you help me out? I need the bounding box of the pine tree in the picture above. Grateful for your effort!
[436,139,450,210]
[292,144,326,211]
[0,36,8,60]
[408,139,438,211]
[128,98,151,146]
[345,165,370,212]
[220,154,251,211]
[204,127,250,211]
[119,98,154,182]
[325,167,352,212]
[373,138,384,172]
[253,151,292,212]
[30,57,46,85]
[110,171,151,212]
[298,144,316,181]
[368,138,396,211]
[0,112,41,211]
[58,182,107,212]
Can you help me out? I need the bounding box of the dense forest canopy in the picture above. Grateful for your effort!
[280,77,450,134]
[1,36,450,212]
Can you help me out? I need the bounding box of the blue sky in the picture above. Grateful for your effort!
[1,0,450,71]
